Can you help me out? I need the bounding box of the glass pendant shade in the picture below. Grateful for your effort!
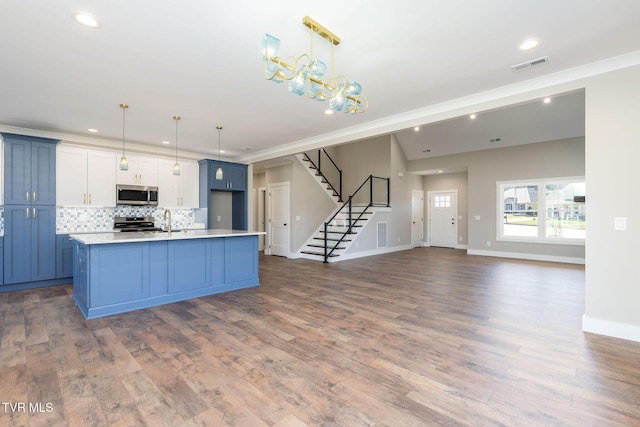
[119,103,129,170]
[288,65,309,96]
[263,34,284,83]
[173,115,181,176]
[262,33,280,59]
[215,125,224,180]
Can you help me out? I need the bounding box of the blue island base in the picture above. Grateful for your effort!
[72,234,260,319]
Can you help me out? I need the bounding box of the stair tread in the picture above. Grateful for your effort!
[301,250,340,257]
[313,237,352,242]
[307,244,346,249]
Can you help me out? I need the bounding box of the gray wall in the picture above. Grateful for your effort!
[259,156,338,254]
[410,137,585,260]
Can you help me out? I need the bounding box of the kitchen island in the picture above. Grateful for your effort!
[70,229,264,319]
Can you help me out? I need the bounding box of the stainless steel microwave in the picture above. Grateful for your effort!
[116,184,159,206]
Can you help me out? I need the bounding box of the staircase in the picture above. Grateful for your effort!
[300,204,373,261]
[296,152,390,263]
[296,152,342,203]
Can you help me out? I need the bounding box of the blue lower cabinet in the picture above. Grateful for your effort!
[73,235,260,319]
[56,234,73,279]
[73,243,88,310]
[168,239,211,293]
[225,235,259,283]
[0,238,3,285]
[91,243,150,307]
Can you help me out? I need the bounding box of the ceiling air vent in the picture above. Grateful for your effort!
[511,56,549,72]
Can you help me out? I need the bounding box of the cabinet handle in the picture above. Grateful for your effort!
[33,191,36,202]
[78,259,84,274]
[33,208,36,220]
[181,197,184,205]
[89,194,92,204]
[26,208,30,220]
[26,191,30,202]
[84,193,87,204]
[139,174,142,183]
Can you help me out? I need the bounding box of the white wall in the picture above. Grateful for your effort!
[583,65,640,341]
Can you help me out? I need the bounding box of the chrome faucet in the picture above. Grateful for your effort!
[164,209,172,234]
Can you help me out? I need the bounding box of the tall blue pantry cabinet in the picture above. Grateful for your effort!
[2,133,63,290]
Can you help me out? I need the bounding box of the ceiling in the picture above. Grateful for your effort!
[0,1,638,164]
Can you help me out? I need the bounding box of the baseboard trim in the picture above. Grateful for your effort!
[582,314,640,343]
[336,244,414,262]
[467,249,585,265]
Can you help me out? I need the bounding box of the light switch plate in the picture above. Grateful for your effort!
[614,217,627,231]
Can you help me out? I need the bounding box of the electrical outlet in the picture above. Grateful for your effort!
[486,241,492,246]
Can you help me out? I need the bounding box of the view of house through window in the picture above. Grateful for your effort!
[498,178,585,242]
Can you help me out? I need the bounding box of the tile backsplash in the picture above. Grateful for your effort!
[56,206,200,233]
[0,206,207,236]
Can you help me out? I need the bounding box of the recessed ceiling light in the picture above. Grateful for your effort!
[438,170,443,174]
[470,114,476,119]
[414,126,420,131]
[72,12,102,28]
[161,141,171,145]
[88,128,98,133]
[519,38,539,50]
[324,109,334,115]
[543,97,551,104]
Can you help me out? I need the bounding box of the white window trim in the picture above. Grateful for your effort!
[496,176,585,246]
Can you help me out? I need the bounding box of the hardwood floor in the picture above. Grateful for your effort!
[1,248,640,426]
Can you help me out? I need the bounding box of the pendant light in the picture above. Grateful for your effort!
[215,125,223,180]
[119,103,129,170]
[173,115,181,175]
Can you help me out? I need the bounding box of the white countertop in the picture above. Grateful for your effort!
[70,229,265,245]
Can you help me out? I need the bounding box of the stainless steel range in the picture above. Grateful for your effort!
[113,216,162,232]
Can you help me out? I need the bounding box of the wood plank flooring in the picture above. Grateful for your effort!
[2,248,640,426]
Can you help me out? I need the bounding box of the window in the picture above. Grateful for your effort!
[497,178,585,244]
[434,195,451,208]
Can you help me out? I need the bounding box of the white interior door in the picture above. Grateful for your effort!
[411,190,424,247]
[268,182,290,257]
[429,190,457,248]
[258,187,266,251]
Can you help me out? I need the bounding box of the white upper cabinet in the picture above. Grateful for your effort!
[57,145,117,207]
[158,159,199,208]
[116,155,158,186]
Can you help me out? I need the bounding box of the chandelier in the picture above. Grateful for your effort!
[262,16,368,114]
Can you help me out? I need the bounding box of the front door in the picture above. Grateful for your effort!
[268,182,290,257]
[429,190,457,248]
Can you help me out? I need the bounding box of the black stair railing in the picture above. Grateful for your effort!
[303,149,342,202]
[323,175,390,262]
